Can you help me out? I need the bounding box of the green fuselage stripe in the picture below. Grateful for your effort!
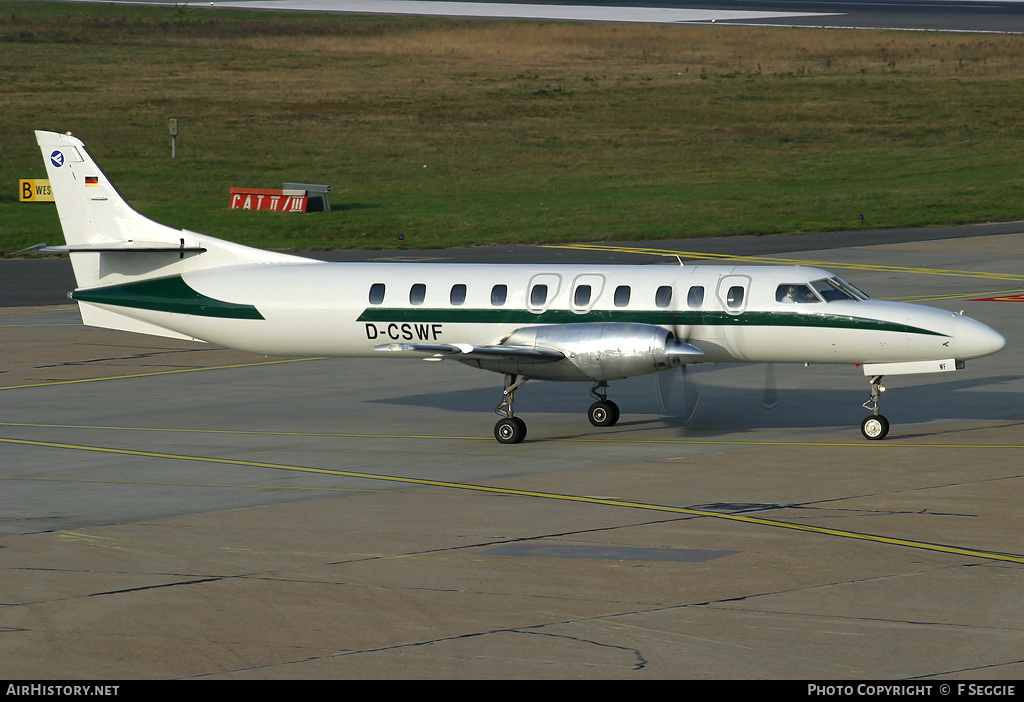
[357,307,946,337]
[69,274,947,338]
[73,276,264,320]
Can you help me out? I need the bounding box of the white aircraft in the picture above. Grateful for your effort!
[27,130,1005,443]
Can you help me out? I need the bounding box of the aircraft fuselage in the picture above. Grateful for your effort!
[70,260,1001,379]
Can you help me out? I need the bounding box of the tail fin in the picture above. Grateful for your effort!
[34,130,311,339]
[35,130,308,284]
[36,130,187,256]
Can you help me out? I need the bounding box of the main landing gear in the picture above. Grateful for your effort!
[860,374,890,440]
[494,373,529,444]
[587,381,620,428]
[492,377,622,444]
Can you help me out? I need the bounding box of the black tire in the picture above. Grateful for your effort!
[494,417,527,444]
[860,414,890,440]
[588,400,620,427]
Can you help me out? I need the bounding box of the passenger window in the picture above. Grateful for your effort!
[491,284,507,306]
[369,283,385,305]
[655,285,673,308]
[727,285,745,309]
[450,284,467,306]
[574,285,592,307]
[531,284,548,306]
[614,285,631,307]
[687,286,704,309]
[410,283,426,305]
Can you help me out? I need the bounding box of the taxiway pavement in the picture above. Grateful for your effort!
[1,229,1022,679]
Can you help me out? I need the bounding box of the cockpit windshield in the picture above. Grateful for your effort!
[810,277,870,302]
[836,277,870,300]
[776,284,820,304]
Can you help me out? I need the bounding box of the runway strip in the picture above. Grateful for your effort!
[3,433,1022,564]
[214,0,837,23]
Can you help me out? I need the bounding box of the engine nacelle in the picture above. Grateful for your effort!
[463,323,703,381]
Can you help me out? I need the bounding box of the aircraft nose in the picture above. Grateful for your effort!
[955,315,1005,360]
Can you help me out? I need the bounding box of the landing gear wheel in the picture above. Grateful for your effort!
[494,417,527,444]
[588,400,620,427]
[861,414,890,441]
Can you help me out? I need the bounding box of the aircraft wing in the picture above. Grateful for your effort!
[374,342,565,363]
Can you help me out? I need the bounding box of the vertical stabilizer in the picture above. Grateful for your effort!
[35,131,183,250]
[33,130,313,292]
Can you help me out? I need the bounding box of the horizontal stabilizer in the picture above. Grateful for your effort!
[15,241,207,255]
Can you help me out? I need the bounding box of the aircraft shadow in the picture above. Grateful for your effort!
[367,370,1021,435]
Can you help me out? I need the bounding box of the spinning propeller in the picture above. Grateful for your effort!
[656,363,702,426]
[657,362,781,425]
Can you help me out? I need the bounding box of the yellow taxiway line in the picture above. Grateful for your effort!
[0,357,327,391]
[2,420,1024,449]
[2,434,1022,565]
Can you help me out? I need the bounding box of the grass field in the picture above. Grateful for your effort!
[2,1,1024,253]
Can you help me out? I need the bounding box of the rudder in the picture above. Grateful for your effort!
[35,130,192,290]
[34,130,311,292]
[36,131,184,251]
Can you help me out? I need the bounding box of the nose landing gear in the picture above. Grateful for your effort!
[860,375,889,440]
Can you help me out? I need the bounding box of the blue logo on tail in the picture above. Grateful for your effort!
[50,150,64,168]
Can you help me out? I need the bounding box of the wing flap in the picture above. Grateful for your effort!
[374,342,564,362]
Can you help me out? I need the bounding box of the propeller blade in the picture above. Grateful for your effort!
[681,365,702,425]
[762,363,779,412]
[656,366,673,415]
[656,364,702,425]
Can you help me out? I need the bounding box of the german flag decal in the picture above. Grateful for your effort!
[85,176,98,187]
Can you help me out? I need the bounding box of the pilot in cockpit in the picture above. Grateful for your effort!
[777,284,818,303]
